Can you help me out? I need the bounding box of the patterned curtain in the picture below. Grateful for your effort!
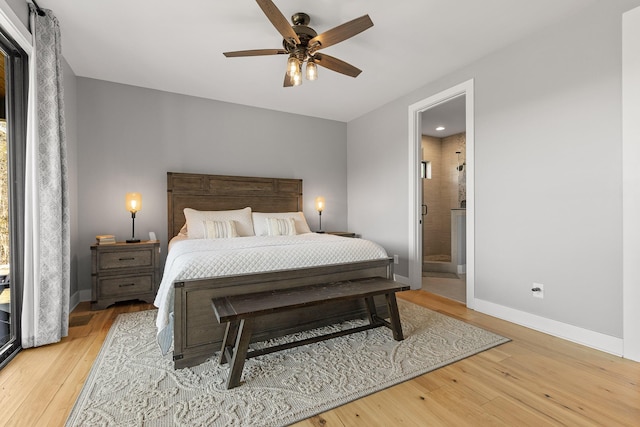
[21,5,70,348]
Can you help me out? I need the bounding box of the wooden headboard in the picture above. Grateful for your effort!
[167,172,303,238]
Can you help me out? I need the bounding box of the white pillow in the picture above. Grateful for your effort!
[266,217,297,236]
[184,207,254,238]
[252,212,311,236]
[204,220,238,239]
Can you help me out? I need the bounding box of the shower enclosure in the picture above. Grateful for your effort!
[422,133,466,275]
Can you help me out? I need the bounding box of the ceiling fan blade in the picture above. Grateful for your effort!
[314,53,362,78]
[283,72,293,87]
[256,0,300,46]
[224,49,287,57]
[309,15,373,50]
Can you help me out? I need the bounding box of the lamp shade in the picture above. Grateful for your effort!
[125,192,142,213]
[315,196,325,213]
[306,60,318,81]
[287,55,299,77]
[292,68,303,86]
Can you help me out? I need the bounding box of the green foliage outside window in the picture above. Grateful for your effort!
[0,120,8,267]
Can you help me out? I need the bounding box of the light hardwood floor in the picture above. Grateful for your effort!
[1,291,639,426]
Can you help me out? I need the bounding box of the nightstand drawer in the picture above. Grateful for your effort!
[98,249,153,270]
[99,274,154,297]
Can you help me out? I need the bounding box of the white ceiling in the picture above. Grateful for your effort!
[38,0,598,122]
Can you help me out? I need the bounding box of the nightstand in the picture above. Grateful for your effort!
[327,231,356,238]
[91,240,161,310]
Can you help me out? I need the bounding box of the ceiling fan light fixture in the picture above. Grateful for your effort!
[306,60,318,81]
[292,66,303,86]
[286,55,299,76]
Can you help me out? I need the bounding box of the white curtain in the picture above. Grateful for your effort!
[21,5,70,348]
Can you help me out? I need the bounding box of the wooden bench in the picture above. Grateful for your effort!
[211,276,409,389]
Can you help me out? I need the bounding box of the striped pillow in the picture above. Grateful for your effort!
[204,220,238,239]
[266,217,297,236]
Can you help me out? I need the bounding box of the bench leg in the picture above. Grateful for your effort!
[385,292,404,341]
[226,318,254,389]
[364,296,378,324]
[219,320,239,365]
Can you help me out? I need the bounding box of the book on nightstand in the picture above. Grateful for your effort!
[96,234,116,245]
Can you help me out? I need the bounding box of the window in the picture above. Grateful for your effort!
[0,27,27,368]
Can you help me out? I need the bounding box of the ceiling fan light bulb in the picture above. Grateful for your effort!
[287,56,299,76]
[306,61,318,81]
[292,70,303,86]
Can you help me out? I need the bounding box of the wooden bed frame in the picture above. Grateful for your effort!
[167,172,393,369]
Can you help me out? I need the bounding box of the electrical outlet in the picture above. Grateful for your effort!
[393,254,399,264]
[532,282,544,299]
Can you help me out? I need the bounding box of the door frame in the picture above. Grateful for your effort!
[0,1,30,369]
[408,79,475,308]
[622,6,640,362]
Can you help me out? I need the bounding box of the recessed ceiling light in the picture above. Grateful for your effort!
[436,126,445,131]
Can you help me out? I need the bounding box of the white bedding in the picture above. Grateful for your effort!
[154,233,388,354]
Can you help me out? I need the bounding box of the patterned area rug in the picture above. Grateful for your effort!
[66,300,509,426]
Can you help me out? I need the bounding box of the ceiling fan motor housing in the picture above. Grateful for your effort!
[283,12,319,57]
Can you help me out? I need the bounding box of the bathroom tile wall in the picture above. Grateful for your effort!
[422,133,466,258]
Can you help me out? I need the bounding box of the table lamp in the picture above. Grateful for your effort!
[315,196,325,233]
[125,192,142,243]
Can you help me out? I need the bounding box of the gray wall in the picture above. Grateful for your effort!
[75,78,348,293]
[347,0,640,339]
[5,0,27,28]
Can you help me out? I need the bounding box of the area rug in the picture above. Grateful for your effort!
[66,300,509,426]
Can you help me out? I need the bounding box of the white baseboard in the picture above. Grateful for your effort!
[475,298,624,357]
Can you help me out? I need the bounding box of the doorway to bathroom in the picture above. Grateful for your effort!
[408,79,474,308]
[420,95,467,303]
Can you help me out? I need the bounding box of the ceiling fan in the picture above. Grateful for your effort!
[223,0,373,87]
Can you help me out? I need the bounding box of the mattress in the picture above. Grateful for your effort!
[154,233,389,354]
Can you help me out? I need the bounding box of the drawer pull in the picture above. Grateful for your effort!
[119,283,136,288]
[119,257,135,261]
